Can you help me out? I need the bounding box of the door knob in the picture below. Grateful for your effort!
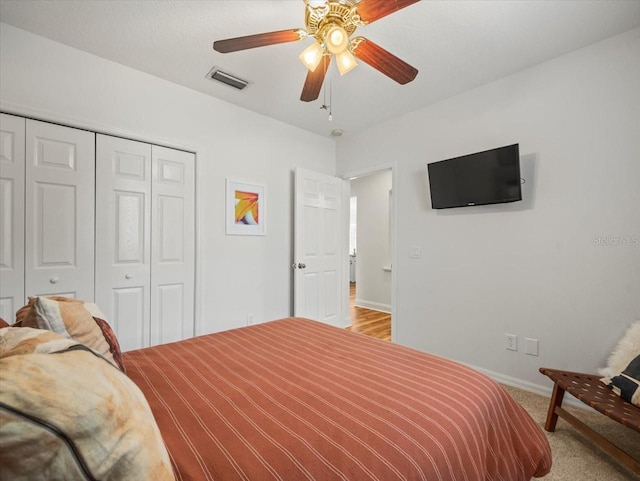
[298,263,306,269]
[49,276,59,284]
[125,274,132,279]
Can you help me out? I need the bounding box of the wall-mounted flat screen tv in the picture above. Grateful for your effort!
[427,143,522,209]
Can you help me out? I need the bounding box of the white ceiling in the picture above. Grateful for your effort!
[1,0,640,139]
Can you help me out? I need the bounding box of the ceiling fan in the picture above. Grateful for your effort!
[213,0,420,102]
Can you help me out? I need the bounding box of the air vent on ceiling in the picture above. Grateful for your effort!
[206,67,249,90]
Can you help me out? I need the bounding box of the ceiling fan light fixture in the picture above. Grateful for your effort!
[325,25,349,54]
[336,49,357,76]
[299,41,324,71]
[213,0,420,102]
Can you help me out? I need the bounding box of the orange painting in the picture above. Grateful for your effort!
[226,180,266,235]
[234,190,259,225]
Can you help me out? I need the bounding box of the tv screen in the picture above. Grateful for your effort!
[427,144,522,209]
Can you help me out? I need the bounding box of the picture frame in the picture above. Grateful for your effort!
[225,179,266,236]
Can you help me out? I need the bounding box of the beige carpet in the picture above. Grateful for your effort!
[502,384,640,480]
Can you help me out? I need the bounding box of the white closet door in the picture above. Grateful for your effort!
[150,145,195,346]
[0,114,25,319]
[96,134,151,351]
[25,120,95,300]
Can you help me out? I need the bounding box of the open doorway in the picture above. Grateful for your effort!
[345,169,393,341]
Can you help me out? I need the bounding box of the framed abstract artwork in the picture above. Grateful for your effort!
[225,180,266,236]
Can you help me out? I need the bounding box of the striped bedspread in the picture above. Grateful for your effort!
[124,317,551,481]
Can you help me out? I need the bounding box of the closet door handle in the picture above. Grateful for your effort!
[50,276,59,284]
[125,274,132,279]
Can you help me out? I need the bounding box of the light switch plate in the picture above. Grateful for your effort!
[526,338,539,356]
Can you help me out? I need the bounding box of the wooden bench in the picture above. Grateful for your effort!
[540,367,640,475]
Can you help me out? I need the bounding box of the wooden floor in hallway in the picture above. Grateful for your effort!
[346,283,391,341]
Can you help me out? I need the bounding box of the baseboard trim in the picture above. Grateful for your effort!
[354,299,391,314]
[466,363,594,412]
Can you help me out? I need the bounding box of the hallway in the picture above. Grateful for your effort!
[346,284,391,341]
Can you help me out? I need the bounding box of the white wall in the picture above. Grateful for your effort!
[0,24,336,335]
[3,22,639,391]
[337,27,640,389]
[350,170,392,312]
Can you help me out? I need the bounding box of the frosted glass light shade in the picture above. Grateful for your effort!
[326,26,348,54]
[336,50,357,75]
[299,42,323,72]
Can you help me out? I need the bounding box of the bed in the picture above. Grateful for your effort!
[124,317,552,481]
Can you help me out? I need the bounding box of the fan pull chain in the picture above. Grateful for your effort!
[320,56,333,121]
[322,71,328,111]
[328,75,333,121]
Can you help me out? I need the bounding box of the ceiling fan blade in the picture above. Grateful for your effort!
[214,29,305,53]
[300,55,331,102]
[352,38,418,85]
[357,0,420,23]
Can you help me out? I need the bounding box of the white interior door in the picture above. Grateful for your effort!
[0,114,25,319]
[25,119,95,300]
[294,167,345,327]
[96,134,152,351]
[150,145,195,345]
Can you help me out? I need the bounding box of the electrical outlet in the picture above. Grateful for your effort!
[247,313,254,325]
[526,338,539,356]
[505,334,517,351]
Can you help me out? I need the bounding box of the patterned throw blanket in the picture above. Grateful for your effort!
[0,326,175,481]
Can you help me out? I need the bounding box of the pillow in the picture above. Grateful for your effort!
[0,325,78,358]
[0,327,175,481]
[601,354,640,407]
[14,296,125,372]
[599,321,640,378]
[83,300,126,374]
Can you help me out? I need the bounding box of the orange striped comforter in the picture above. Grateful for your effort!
[124,317,551,481]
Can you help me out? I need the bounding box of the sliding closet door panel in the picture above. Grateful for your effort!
[0,114,25,319]
[151,146,194,346]
[25,120,95,300]
[96,134,151,351]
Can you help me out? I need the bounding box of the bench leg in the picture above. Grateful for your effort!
[544,382,565,432]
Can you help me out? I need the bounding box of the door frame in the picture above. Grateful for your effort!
[340,162,397,341]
